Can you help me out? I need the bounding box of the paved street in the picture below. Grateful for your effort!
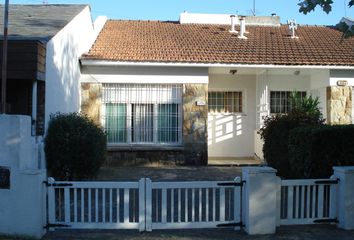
[43,225,354,240]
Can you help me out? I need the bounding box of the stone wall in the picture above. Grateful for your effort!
[327,86,352,125]
[182,84,208,165]
[106,149,185,166]
[81,83,209,166]
[81,83,102,125]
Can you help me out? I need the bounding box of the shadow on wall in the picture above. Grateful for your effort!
[208,114,243,145]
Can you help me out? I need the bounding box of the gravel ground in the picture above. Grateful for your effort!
[42,225,354,240]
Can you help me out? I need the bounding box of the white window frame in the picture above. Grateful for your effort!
[101,83,183,147]
[208,88,246,115]
[269,90,307,114]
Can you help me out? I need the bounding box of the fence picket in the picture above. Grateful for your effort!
[213,188,216,222]
[171,189,174,222]
[220,188,225,222]
[312,186,316,219]
[162,188,167,224]
[95,189,98,223]
[88,189,92,222]
[199,188,202,222]
[192,188,195,222]
[124,189,129,223]
[109,189,113,223]
[116,188,120,223]
[102,189,106,223]
[64,188,70,223]
[206,188,209,222]
[81,189,85,222]
[184,188,188,222]
[287,186,293,220]
[306,186,310,219]
[178,188,181,223]
[318,185,324,218]
[300,186,305,219]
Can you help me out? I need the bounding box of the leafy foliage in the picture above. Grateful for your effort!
[259,92,324,178]
[298,0,354,37]
[298,0,354,14]
[45,112,106,180]
[289,125,354,178]
[289,91,322,119]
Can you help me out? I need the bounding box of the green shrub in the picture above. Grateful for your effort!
[288,126,315,178]
[45,112,106,180]
[289,125,354,178]
[259,93,324,178]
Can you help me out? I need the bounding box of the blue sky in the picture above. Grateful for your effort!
[8,0,354,25]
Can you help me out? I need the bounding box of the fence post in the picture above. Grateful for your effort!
[242,167,279,235]
[333,166,354,230]
[138,178,146,232]
[145,178,152,232]
[234,177,241,230]
[47,177,56,231]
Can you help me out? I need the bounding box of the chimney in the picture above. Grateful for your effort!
[229,15,238,33]
[287,19,298,39]
[238,16,247,39]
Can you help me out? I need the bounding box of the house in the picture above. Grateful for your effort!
[0,4,106,135]
[79,13,354,165]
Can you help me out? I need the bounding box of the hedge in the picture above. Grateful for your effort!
[45,112,107,180]
[289,124,354,178]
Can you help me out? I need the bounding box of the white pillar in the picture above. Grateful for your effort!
[242,167,279,235]
[333,166,354,230]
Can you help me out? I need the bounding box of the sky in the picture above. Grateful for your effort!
[6,0,354,25]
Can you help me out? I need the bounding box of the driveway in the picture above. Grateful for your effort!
[42,225,354,240]
[97,166,242,181]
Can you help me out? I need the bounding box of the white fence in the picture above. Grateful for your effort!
[45,166,354,235]
[47,177,242,231]
[149,179,241,230]
[279,178,338,225]
[47,178,143,230]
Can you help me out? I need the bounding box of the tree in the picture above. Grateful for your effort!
[298,0,353,14]
[298,0,354,37]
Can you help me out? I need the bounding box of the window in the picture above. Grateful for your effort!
[208,91,243,113]
[102,84,182,145]
[270,91,306,114]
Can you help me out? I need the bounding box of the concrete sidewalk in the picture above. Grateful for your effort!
[42,225,354,240]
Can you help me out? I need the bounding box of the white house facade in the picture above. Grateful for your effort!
[79,13,354,165]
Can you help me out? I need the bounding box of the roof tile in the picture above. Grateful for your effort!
[82,20,354,66]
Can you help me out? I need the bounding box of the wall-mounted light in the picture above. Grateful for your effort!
[229,69,238,75]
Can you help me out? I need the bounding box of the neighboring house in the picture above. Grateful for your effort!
[0,4,105,135]
[79,13,354,165]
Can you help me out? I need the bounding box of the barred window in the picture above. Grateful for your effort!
[270,91,306,114]
[102,84,182,145]
[208,91,243,113]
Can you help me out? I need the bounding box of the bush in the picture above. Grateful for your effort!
[289,125,354,178]
[259,93,324,178]
[45,112,106,180]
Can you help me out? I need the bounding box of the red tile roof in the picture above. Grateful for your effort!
[82,20,354,66]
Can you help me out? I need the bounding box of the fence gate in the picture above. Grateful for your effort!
[46,177,243,231]
[280,178,338,225]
